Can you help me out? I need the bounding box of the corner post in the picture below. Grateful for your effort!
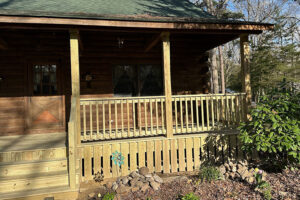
[240,34,251,119]
[70,29,81,144]
[162,32,173,138]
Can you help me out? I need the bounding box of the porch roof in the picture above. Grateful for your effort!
[0,0,273,31]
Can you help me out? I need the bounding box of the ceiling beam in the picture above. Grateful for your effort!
[144,33,163,53]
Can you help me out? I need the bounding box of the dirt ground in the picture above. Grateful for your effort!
[78,169,300,200]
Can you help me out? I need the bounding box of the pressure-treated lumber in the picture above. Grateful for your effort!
[162,32,173,138]
[240,34,251,119]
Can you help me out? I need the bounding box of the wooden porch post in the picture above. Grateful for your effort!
[162,32,173,138]
[69,29,81,190]
[240,34,251,119]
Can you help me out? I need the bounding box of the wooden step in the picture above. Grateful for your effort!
[0,185,78,200]
[0,171,69,193]
[0,159,68,177]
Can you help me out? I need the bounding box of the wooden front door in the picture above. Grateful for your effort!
[26,64,65,134]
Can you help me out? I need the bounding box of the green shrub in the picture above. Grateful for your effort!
[181,192,200,200]
[102,192,115,200]
[198,166,222,183]
[239,80,300,169]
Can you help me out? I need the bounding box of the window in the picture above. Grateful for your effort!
[113,65,163,97]
[33,64,57,95]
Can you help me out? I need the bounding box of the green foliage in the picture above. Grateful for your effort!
[239,81,300,168]
[181,192,200,200]
[253,169,272,200]
[198,166,222,183]
[102,192,115,200]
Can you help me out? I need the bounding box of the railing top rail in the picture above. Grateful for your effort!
[80,96,166,102]
[172,93,246,98]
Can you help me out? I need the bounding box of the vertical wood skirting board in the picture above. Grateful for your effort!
[69,29,81,190]
[162,32,173,138]
[240,34,251,119]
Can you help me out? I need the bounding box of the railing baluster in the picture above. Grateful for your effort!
[102,102,106,139]
[226,95,229,128]
[96,103,99,139]
[161,99,165,135]
[231,96,235,126]
[133,100,136,137]
[115,100,118,138]
[121,100,124,137]
[150,99,153,135]
[89,102,93,140]
[196,97,199,132]
[138,99,142,136]
[216,96,220,130]
[144,99,147,135]
[127,100,130,137]
[206,96,210,131]
[109,100,112,138]
[83,103,86,141]
[185,98,188,133]
[155,98,159,135]
[221,95,224,128]
[180,98,183,133]
[190,97,194,132]
[211,96,215,129]
[174,97,178,134]
[201,97,204,131]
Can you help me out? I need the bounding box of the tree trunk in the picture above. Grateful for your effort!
[210,48,219,93]
[218,46,225,93]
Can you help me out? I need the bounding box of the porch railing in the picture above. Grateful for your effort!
[172,93,246,135]
[80,96,166,141]
[80,93,246,142]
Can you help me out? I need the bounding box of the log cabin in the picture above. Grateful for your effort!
[0,0,273,199]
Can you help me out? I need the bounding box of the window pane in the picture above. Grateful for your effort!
[33,64,57,95]
[113,65,136,96]
[140,65,163,96]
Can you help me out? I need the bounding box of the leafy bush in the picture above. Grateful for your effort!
[181,192,200,200]
[239,80,300,169]
[198,166,222,183]
[102,192,115,200]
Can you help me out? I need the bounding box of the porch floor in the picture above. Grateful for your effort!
[0,132,66,152]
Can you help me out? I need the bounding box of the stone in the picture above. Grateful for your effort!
[130,171,139,178]
[247,176,255,184]
[116,177,121,184]
[116,185,131,194]
[106,181,113,189]
[131,187,140,193]
[229,161,234,168]
[135,181,145,188]
[237,166,247,176]
[237,164,243,170]
[150,181,160,191]
[229,172,236,179]
[141,184,150,192]
[128,176,132,180]
[146,177,154,182]
[122,177,129,185]
[139,167,150,176]
[130,177,139,187]
[153,174,163,183]
[144,173,152,178]
[241,170,251,180]
[224,163,230,171]
[88,193,95,198]
[219,166,226,175]
[187,179,193,184]
[232,165,237,172]
[112,182,119,191]
[224,173,230,179]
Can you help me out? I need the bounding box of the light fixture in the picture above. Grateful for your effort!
[118,37,124,48]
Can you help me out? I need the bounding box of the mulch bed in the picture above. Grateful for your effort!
[120,169,299,200]
[79,169,299,200]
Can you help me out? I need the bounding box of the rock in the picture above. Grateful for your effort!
[224,173,230,179]
[116,185,131,194]
[139,167,150,176]
[88,192,95,198]
[178,176,189,182]
[135,181,144,188]
[229,161,234,168]
[247,176,255,184]
[237,164,243,170]
[130,171,139,178]
[224,163,230,171]
[106,181,113,189]
[153,174,163,183]
[150,181,160,191]
[187,179,193,184]
[129,177,139,187]
[229,172,236,179]
[116,177,121,184]
[219,166,226,175]
[144,173,152,178]
[141,184,150,192]
[122,177,129,185]
[241,170,251,180]
[128,176,132,180]
[112,182,119,191]
[232,165,237,172]
[146,177,154,182]
[237,166,247,176]
[131,187,139,193]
